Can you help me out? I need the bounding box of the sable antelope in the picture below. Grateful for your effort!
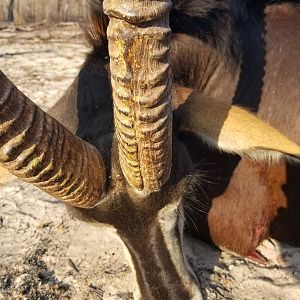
[1,0,300,299]
[168,0,300,260]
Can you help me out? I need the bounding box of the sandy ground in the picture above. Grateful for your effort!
[0,23,299,300]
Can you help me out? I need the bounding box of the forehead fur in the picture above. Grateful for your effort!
[173,0,229,17]
[84,0,109,58]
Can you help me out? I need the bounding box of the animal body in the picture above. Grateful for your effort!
[0,0,300,299]
[169,0,300,259]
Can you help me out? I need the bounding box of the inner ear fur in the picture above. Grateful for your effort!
[174,91,300,162]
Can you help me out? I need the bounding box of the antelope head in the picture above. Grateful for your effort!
[1,1,300,299]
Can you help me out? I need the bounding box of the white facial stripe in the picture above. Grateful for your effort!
[110,227,142,300]
[157,202,203,300]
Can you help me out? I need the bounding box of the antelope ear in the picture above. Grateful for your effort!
[174,91,300,161]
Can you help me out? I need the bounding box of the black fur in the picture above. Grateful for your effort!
[76,0,111,143]
[69,1,300,296]
[170,0,241,71]
[76,56,113,143]
[83,0,109,59]
[231,0,266,111]
[83,0,294,112]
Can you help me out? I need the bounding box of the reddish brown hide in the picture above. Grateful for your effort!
[169,2,300,257]
[207,160,289,256]
[181,134,300,257]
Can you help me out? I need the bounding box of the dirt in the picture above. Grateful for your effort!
[0,23,299,300]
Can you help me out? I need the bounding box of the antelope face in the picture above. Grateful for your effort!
[0,0,202,298]
[1,1,300,299]
[67,135,199,299]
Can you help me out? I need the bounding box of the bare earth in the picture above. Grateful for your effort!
[0,24,299,300]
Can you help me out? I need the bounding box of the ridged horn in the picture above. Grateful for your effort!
[0,70,106,208]
[103,0,173,193]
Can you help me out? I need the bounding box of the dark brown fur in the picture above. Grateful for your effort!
[171,2,300,143]
[47,0,300,297]
[50,3,200,298]
[71,0,300,262]
[67,136,196,299]
[171,2,300,256]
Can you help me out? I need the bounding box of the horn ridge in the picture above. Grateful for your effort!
[0,70,106,208]
[103,0,173,193]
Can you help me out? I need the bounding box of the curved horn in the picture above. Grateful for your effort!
[103,0,173,193]
[0,70,106,208]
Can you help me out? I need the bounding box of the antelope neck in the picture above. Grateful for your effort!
[118,203,202,300]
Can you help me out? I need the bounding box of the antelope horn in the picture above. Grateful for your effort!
[0,70,106,208]
[103,0,173,193]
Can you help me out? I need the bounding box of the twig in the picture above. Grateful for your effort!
[0,50,51,58]
[68,259,80,273]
